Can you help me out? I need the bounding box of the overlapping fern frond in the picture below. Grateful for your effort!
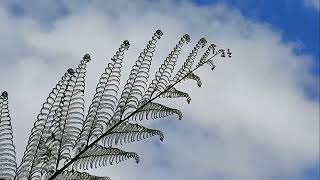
[16,70,76,180]
[172,38,207,83]
[115,30,163,120]
[2,30,230,180]
[160,87,191,103]
[129,102,182,121]
[17,55,90,180]
[52,170,111,180]
[143,34,190,101]
[77,40,130,147]
[72,144,139,170]
[100,122,164,147]
[0,91,17,180]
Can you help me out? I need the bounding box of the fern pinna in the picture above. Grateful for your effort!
[1,30,230,180]
[0,91,17,180]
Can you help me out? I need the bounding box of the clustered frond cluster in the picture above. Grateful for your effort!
[0,30,230,180]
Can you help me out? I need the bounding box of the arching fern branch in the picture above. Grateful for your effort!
[16,54,90,180]
[49,42,231,179]
[185,72,202,87]
[72,144,139,170]
[17,69,76,180]
[197,48,231,70]
[52,55,91,170]
[0,91,17,180]
[29,68,79,179]
[129,102,182,121]
[155,38,207,103]
[160,87,191,104]
[143,34,190,101]
[99,122,164,147]
[115,30,163,120]
[49,170,111,180]
[181,44,215,88]
[158,41,220,104]
[0,31,232,180]
[172,38,207,83]
[77,40,130,148]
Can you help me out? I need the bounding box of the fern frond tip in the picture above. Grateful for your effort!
[67,68,75,75]
[183,34,191,43]
[155,30,163,39]
[83,53,91,62]
[1,91,8,99]
[199,38,207,47]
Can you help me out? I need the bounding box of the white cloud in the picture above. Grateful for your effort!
[304,0,320,11]
[0,1,318,180]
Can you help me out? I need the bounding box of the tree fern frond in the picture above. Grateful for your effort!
[143,34,190,100]
[0,91,17,180]
[160,87,191,103]
[172,38,207,83]
[77,40,130,147]
[115,30,163,120]
[51,55,91,169]
[54,170,111,180]
[99,122,164,147]
[129,102,182,121]
[28,68,78,178]
[17,53,90,179]
[72,144,139,170]
[16,69,75,180]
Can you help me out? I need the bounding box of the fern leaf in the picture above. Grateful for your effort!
[52,55,90,169]
[143,34,190,100]
[99,122,164,147]
[129,102,182,121]
[115,30,163,120]
[185,72,202,87]
[16,69,74,180]
[53,170,111,180]
[197,44,216,67]
[28,68,79,178]
[172,38,207,83]
[0,91,17,180]
[197,45,229,70]
[42,58,90,172]
[72,145,139,170]
[77,40,130,147]
[17,54,90,179]
[160,87,191,103]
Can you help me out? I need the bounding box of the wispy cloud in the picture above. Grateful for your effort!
[304,0,320,11]
[0,0,318,180]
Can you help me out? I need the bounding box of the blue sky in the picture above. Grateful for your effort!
[190,0,318,179]
[0,0,318,180]
[194,0,319,73]
[193,0,319,179]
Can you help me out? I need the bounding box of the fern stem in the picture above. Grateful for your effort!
[48,52,222,180]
